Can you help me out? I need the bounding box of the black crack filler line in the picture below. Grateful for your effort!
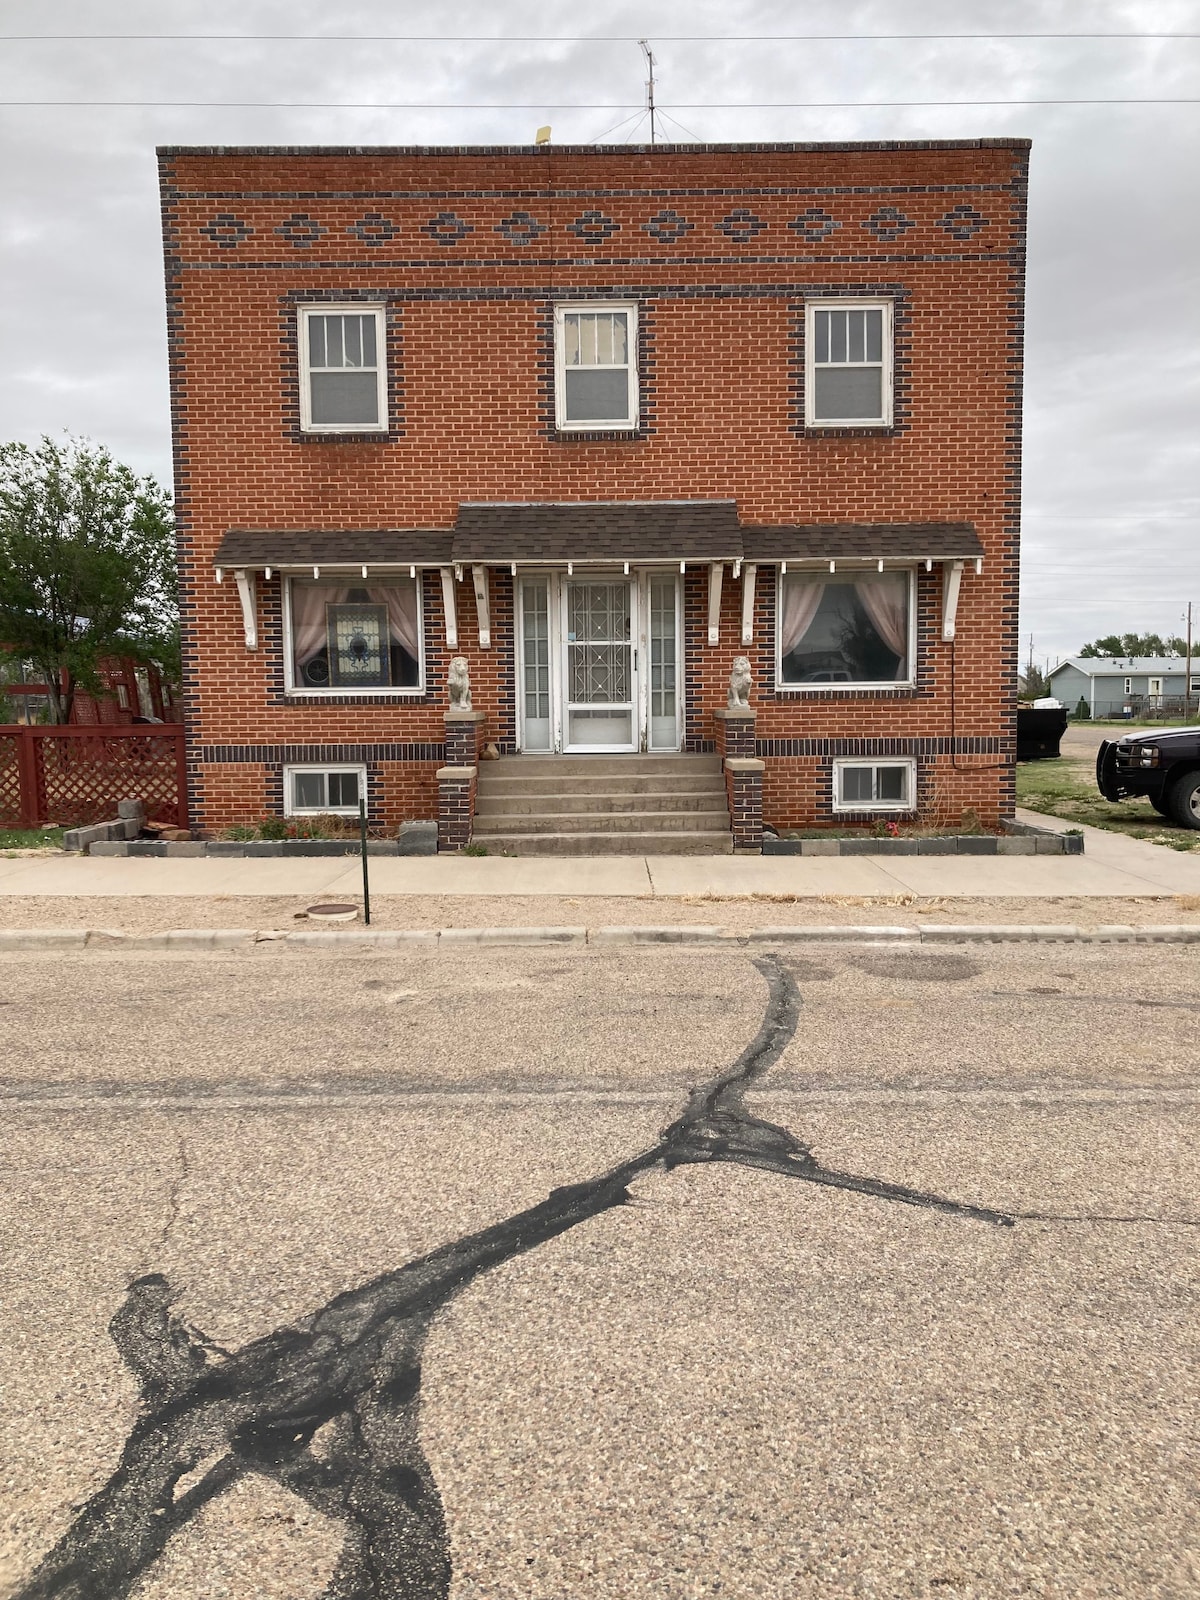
[13,955,1047,1600]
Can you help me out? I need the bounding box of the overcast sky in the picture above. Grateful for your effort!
[1,0,1197,669]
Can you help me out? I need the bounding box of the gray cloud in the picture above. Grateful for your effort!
[1,0,1197,668]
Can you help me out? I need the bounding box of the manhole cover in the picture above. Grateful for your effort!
[305,903,360,923]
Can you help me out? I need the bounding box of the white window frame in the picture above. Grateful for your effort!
[832,758,917,814]
[282,574,425,697]
[283,764,368,817]
[1147,677,1163,697]
[805,298,894,428]
[775,566,916,692]
[1124,677,1133,695]
[298,304,388,434]
[554,301,639,431]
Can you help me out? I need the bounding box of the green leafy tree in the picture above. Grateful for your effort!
[1018,662,1047,699]
[1079,632,1181,659]
[0,435,176,723]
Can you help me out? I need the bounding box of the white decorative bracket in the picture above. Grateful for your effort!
[707,562,724,646]
[741,563,757,647]
[942,560,964,642]
[471,564,490,649]
[440,566,458,651]
[234,569,257,650]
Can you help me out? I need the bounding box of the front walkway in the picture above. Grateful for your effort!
[2,810,1199,898]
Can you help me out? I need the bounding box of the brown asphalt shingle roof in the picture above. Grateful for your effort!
[740,522,985,562]
[452,501,743,562]
[214,529,454,568]
[213,511,984,569]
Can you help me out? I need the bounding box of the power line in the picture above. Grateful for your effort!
[2,32,1196,42]
[2,99,1195,109]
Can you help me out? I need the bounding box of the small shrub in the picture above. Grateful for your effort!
[221,824,259,842]
[257,816,290,841]
[462,842,489,856]
[1074,697,1090,720]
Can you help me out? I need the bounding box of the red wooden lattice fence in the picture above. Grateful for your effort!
[0,725,188,831]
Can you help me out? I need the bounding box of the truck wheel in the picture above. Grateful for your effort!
[1151,794,1172,817]
[1167,772,1200,830]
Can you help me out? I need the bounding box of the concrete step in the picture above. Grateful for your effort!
[480,772,725,796]
[476,789,727,817]
[474,808,732,835]
[468,830,735,856]
[488,755,721,777]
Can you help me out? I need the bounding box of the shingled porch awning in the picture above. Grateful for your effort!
[212,511,984,650]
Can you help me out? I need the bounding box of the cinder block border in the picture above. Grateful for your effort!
[763,824,1083,857]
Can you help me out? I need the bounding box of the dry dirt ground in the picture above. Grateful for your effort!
[2,941,1199,1600]
[1,891,1200,934]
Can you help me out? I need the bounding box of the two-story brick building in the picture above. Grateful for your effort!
[157,137,1028,852]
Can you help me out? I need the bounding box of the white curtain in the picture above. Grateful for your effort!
[856,572,908,674]
[290,580,349,668]
[289,577,419,667]
[780,577,825,657]
[380,581,419,659]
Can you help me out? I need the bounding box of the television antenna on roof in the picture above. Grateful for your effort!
[639,38,657,143]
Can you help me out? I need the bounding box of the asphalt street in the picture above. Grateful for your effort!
[2,942,1198,1599]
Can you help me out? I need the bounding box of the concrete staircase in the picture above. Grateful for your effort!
[473,754,733,856]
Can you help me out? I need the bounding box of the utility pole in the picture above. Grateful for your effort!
[1186,601,1193,722]
[639,39,657,145]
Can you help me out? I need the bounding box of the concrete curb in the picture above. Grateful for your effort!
[1,924,1200,951]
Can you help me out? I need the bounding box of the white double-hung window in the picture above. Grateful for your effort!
[299,305,387,432]
[806,300,893,426]
[833,759,916,813]
[555,303,638,430]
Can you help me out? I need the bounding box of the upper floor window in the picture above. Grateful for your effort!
[299,306,387,433]
[554,303,638,430]
[806,300,893,427]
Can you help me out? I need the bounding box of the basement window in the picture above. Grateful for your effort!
[832,759,916,813]
[284,765,367,817]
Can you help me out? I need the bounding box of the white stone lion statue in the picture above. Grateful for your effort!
[728,655,752,709]
[448,656,472,709]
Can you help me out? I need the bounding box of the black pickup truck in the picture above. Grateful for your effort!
[1097,728,1200,829]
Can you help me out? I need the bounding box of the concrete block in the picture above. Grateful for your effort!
[163,841,206,858]
[282,840,356,856]
[1064,833,1085,854]
[747,925,919,942]
[88,841,130,856]
[997,837,1038,855]
[397,821,438,856]
[365,840,400,855]
[125,841,167,857]
[838,838,917,855]
[0,928,89,949]
[441,926,588,946]
[957,836,999,855]
[799,839,839,856]
[915,837,958,855]
[205,841,247,857]
[120,818,143,840]
[1035,836,1065,854]
[240,841,283,857]
[117,799,147,821]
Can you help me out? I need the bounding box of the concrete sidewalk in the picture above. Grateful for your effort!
[1,809,1198,898]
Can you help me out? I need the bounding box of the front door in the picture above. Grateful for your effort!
[517,573,682,754]
[564,578,637,751]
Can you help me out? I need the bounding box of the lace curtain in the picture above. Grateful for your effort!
[289,578,419,671]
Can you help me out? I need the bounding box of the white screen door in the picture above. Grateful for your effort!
[564,579,637,751]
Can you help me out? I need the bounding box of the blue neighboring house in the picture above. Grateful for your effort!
[1048,656,1200,718]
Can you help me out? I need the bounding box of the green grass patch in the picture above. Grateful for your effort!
[1017,760,1199,849]
[0,826,64,850]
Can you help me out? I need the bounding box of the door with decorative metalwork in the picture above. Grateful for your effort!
[563,579,637,751]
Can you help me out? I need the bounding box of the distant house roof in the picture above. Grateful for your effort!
[1049,656,1194,678]
[214,507,984,570]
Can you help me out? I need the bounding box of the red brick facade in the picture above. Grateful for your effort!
[158,140,1028,838]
